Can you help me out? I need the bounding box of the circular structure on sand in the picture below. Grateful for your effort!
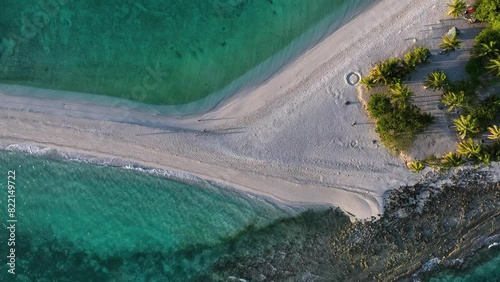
[349,140,359,148]
[345,72,361,86]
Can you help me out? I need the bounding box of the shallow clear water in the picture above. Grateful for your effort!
[0,0,370,111]
[0,151,302,280]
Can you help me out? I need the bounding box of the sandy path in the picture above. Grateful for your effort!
[0,0,454,218]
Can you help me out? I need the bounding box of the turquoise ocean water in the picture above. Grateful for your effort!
[0,0,371,114]
[0,150,305,280]
[0,150,498,281]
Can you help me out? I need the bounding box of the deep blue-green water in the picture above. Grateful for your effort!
[0,0,371,114]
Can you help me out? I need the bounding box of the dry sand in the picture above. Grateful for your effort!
[0,0,482,218]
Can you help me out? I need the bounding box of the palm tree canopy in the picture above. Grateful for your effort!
[453,115,479,139]
[442,152,463,167]
[472,41,499,59]
[407,161,425,173]
[457,138,482,157]
[486,57,500,77]
[441,91,465,112]
[425,70,448,90]
[439,34,463,54]
[389,82,414,106]
[360,76,376,89]
[487,125,500,141]
[447,0,467,18]
[413,47,431,62]
[369,58,404,85]
[478,152,491,165]
[404,51,419,70]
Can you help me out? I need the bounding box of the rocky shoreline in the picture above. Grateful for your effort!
[202,168,499,281]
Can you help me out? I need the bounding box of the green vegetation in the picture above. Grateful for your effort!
[441,152,464,168]
[389,82,414,106]
[453,114,480,139]
[438,0,500,168]
[464,95,500,130]
[412,87,500,172]
[486,57,500,77]
[403,47,431,70]
[439,34,463,54]
[367,58,405,85]
[441,91,465,112]
[447,0,467,18]
[457,138,482,158]
[374,105,433,154]
[361,46,430,89]
[366,85,433,154]
[444,79,478,99]
[466,0,500,79]
[425,70,448,90]
[471,41,499,59]
[361,0,500,169]
[474,0,500,28]
[360,76,376,90]
[361,47,434,154]
[367,93,392,118]
[487,125,500,140]
[407,160,425,173]
[422,0,500,170]
[465,58,485,80]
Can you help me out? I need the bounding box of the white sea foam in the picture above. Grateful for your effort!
[2,143,202,183]
[488,242,499,249]
[0,143,304,214]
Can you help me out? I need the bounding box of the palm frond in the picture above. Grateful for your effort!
[447,0,467,18]
[407,160,425,173]
[457,138,482,158]
[441,91,465,112]
[487,125,500,141]
[425,70,448,90]
[453,115,479,139]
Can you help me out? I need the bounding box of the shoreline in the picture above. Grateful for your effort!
[0,138,382,219]
[0,143,333,213]
[0,0,466,218]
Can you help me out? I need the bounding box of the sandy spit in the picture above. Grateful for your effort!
[0,0,456,218]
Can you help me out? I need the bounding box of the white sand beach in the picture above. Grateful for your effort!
[0,0,481,218]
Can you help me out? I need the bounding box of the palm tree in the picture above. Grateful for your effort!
[472,41,499,60]
[360,76,376,90]
[478,152,492,165]
[425,70,448,90]
[414,47,431,63]
[487,142,500,162]
[439,34,463,54]
[403,51,419,71]
[457,138,482,158]
[447,0,467,18]
[453,114,479,139]
[486,57,500,78]
[441,91,465,112]
[389,82,414,106]
[487,125,500,141]
[441,152,464,168]
[407,160,425,173]
[369,58,402,85]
